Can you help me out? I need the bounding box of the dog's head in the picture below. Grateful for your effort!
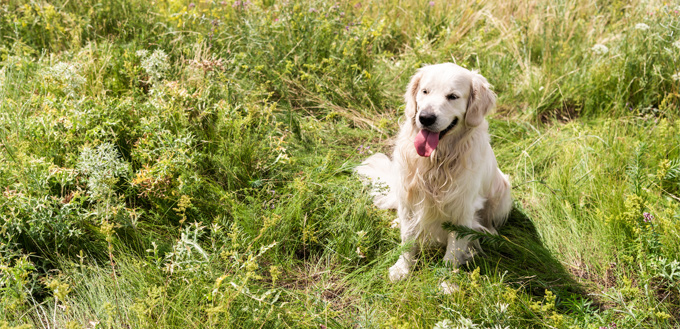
[404,63,496,157]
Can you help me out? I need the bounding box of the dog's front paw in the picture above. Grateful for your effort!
[388,258,411,281]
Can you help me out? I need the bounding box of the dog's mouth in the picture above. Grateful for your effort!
[438,117,459,140]
[414,117,459,157]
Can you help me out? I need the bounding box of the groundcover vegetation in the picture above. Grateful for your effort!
[1,0,679,328]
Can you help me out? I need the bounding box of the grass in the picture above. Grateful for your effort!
[1,0,679,328]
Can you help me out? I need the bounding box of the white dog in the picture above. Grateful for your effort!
[356,63,512,281]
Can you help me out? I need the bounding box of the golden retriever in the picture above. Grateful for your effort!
[356,63,512,281]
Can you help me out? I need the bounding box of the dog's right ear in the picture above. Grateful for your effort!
[404,69,423,119]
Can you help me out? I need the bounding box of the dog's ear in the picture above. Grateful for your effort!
[465,72,496,127]
[404,69,423,119]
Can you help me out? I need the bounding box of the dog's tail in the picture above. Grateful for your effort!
[355,153,398,209]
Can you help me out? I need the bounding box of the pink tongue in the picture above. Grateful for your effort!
[414,129,440,157]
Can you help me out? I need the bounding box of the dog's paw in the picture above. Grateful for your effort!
[443,244,475,267]
[442,253,465,268]
[388,259,411,281]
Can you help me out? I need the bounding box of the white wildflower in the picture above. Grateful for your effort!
[456,317,479,329]
[135,49,149,58]
[148,85,166,109]
[433,317,480,329]
[139,49,170,81]
[673,40,680,49]
[672,72,680,81]
[45,62,86,98]
[439,281,459,294]
[164,223,209,274]
[635,23,650,31]
[77,142,128,200]
[434,319,456,329]
[496,302,509,314]
[591,44,609,55]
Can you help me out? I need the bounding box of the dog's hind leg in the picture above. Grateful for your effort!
[443,199,486,267]
[443,232,474,267]
[480,168,512,230]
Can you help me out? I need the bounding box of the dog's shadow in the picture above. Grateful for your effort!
[452,205,589,303]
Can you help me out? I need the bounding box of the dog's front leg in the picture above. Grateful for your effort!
[389,242,419,282]
[443,232,473,267]
[389,209,419,281]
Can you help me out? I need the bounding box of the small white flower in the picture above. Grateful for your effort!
[77,142,129,200]
[139,49,170,81]
[433,319,455,329]
[635,23,650,31]
[591,44,609,55]
[439,281,459,295]
[456,317,479,329]
[672,72,680,81]
[135,49,149,58]
[496,302,509,314]
[45,62,86,98]
[673,40,680,49]
[356,230,366,238]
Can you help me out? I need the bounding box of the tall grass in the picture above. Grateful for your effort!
[1,0,679,328]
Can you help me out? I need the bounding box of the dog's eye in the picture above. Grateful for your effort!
[422,89,428,94]
[446,94,459,101]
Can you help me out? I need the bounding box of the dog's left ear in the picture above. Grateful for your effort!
[465,72,496,127]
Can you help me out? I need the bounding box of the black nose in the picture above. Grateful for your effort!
[418,112,437,127]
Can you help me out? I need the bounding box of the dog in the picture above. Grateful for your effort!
[356,63,512,281]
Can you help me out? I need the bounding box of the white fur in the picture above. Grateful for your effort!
[356,63,512,281]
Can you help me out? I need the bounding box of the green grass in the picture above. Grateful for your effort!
[1,0,680,328]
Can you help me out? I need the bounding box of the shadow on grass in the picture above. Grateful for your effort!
[448,205,589,303]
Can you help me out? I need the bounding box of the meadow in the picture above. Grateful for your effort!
[1,0,679,328]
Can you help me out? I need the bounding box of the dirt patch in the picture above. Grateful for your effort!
[538,102,581,124]
[567,260,616,287]
[493,103,524,120]
[279,263,358,317]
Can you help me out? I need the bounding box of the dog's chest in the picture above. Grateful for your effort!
[402,162,473,210]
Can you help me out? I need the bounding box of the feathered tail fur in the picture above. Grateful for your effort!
[355,153,398,210]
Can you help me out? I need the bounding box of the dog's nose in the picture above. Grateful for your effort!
[418,112,437,127]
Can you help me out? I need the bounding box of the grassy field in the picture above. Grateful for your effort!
[1,0,679,328]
